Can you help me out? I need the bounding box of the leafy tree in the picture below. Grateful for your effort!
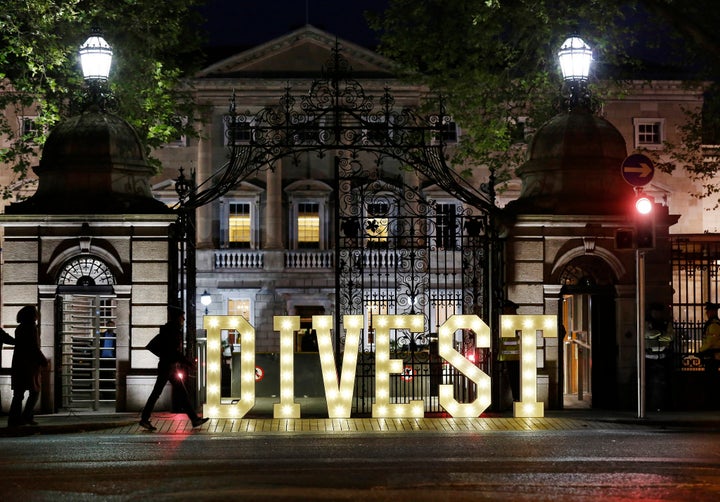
[0,0,204,198]
[370,0,720,199]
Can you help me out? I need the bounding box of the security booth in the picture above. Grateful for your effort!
[0,110,176,414]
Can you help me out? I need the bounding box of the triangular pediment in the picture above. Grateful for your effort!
[198,25,396,79]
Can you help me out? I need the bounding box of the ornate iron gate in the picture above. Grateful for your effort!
[337,161,491,413]
[671,236,720,366]
[177,47,500,414]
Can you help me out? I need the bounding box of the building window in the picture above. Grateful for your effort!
[19,116,40,142]
[287,182,331,250]
[164,116,188,147]
[365,202,390,248]
[297,202,320,249]
[224,116,255,145]
[434,202,459,250]
[634,118,665,149]
[431,117,459,145]
[362,115,393,144]
[228,202,252,248]
[291,115,322,145]
[228,298,251,321]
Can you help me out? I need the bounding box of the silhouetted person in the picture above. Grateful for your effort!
[8,306,47,427]
[0,327,15,415]
[699,302,720,408]
[301,329,318,352]
[139,306,209,431]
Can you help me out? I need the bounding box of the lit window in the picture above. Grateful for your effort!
[297,202,320,248]
[634,118,665,149]
[228,299,251,321]
[287,182,331,250]
[229,202,251,248]
[366,202,390,248]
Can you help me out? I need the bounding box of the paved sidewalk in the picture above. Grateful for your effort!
[1,409,719,437]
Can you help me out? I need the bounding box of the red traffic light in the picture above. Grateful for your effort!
[635,196,653,215]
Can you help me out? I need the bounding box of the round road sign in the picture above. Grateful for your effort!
[621,154,654,186]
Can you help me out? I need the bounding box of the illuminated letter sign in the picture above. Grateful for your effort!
[372,314,425,418]
[315,315,363,418]
[274,316,301,418]
[202,313,557,421]
[501,315,557,417]
[203,315,256,419]
[438,315,491,417]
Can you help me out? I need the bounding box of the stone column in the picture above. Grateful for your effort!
[264,159,284,250]
[196,108,213,249]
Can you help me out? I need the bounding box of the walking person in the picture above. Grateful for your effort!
[8,306,48,427]
[139,305,209,430]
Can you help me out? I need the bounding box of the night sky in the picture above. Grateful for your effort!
[200,0,389,50]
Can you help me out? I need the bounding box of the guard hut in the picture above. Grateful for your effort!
[503,37,677,410]
[0,33,176,414]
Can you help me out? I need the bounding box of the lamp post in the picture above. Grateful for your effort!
[78,29,114,111]
[557,36,593,109]
[79,29,113,81]
[201,290,212,315]
[552,36,594,412]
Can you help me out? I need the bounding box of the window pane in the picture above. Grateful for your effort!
[298,202,320,248]
[436,203,457,249]
[638,122,661,144]
[366,203,389,247]
[229,203,251,248]
[225,117,254,144]
[228,299,251,321]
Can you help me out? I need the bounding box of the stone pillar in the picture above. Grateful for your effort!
[196,109,213,249]
[615,284,638,409]
[264,160,283,250]
[263,161,284,249]
[38,285,55,413]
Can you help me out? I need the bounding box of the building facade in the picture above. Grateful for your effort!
[1,26,717,415]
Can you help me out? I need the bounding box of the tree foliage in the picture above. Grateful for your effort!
[370,0,720,197]
[0,0,204,197]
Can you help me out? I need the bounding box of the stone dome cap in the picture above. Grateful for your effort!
[506,107,634,214]
[7,111,172,214]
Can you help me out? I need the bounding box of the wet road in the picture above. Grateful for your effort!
[1,427,719,500]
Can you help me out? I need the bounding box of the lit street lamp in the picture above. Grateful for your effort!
[201,290,212,315]
[79,29,113,81]
[558,36,593,109]
[78,29,114,111]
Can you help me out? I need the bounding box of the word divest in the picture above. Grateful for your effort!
[202,314,557,419]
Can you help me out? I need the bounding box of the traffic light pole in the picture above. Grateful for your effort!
[636,248,646,418]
